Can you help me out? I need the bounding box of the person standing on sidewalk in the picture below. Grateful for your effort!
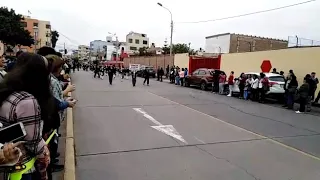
[296,77,310,114]
[218,72,226,94]
[179,68,185,86]
[227,71,234,97]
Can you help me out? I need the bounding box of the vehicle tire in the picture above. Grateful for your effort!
[200,81,207,91]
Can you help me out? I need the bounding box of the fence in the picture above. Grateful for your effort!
[123,55,174,69]
[288,36,320,47]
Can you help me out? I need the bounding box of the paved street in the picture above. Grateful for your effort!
[72,70,320,180]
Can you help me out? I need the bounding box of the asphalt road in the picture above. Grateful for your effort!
[72,71,320,180]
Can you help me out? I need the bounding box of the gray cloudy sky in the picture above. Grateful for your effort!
[1,0,320,51]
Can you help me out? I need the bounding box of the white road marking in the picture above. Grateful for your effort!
[133,108,187,144]
[194,136,205,144]
[133,108,162,126]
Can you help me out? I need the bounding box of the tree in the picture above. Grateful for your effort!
[0,7,34,47]
[51,30,59,48]
[173,43,190,54]
[162,46,170,55]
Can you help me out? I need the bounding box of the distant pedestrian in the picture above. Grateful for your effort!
[143,68,150,86]
[159,67,164,82]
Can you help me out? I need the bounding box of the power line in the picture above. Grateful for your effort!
[176,0,317,24]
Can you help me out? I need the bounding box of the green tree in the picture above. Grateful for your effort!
[0,7,34,47]
[162,46,170,55]
[173,43,190,54]
[51,30,59,48]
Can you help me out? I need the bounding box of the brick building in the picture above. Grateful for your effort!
[205,33,288,54]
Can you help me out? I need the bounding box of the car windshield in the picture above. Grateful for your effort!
[269,76,285,82]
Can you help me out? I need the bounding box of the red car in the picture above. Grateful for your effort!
[185,68,224,90]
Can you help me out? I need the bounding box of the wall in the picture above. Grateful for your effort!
[174,53,189,69]
[220,47,320,92]
[205,34,231,53]
[229,34,288,53]
[123,55,174,69]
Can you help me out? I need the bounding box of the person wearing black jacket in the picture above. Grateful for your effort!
[143,69,150,86]
[286,75,298,109]
[306,74,316,112]
[159,67,164,82]
[108,66,116,85]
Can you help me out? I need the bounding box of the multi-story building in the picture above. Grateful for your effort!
[20,16,51,52]
[205,33,288,54]
[78,45,90,60]
[90,40,108,53]
[126,32,149,54]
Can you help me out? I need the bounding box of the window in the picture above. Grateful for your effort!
[143,40,148,45]
[21,22,27,27]
[33,22,38,27]
[135,39,139,44]
[130,46,137,50]
[192,70,199,75]
[198,70,206,75]
[46,24,51,29]
[269,76,285,82]
[129,39,133,43]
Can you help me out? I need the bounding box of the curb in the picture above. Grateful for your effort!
[64,83,76,180]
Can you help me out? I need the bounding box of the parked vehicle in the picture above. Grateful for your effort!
[136,66,156,78]
[231,72,285,97]
[184,68,225,90]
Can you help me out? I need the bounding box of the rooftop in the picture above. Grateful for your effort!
[205,33,287,42]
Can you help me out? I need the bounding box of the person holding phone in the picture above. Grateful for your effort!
[0,53,51,180]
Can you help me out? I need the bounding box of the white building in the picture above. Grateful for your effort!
[78,45,90,60]
[126,32,149,54]
[90,40,108,53]
[205,33,231,54]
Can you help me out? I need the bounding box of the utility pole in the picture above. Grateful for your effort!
[157,2,173,57]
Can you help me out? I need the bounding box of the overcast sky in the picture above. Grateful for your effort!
[1,0,320,51]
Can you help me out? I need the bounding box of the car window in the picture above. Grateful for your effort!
[192,70,199,75]
[198,70,206,75]
[269,76,285,82]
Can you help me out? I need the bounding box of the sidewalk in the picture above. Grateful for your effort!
[52,118,66,179]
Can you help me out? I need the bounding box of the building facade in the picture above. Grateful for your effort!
[126,32,149,54]
[78,45,90,60]
[205,33,288,54]
[90,40,108,53]
[20,16,51,52]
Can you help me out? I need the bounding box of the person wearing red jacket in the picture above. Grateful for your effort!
[227,71,235,97]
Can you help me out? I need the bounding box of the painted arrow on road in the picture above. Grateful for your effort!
[133,108,187,144]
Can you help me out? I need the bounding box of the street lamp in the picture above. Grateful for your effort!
[157,2,173,57]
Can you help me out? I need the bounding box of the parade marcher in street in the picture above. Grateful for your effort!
[108,66,116,85]
[132,70,137,87]
[93,64,100,79]
[143,68,150,86]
